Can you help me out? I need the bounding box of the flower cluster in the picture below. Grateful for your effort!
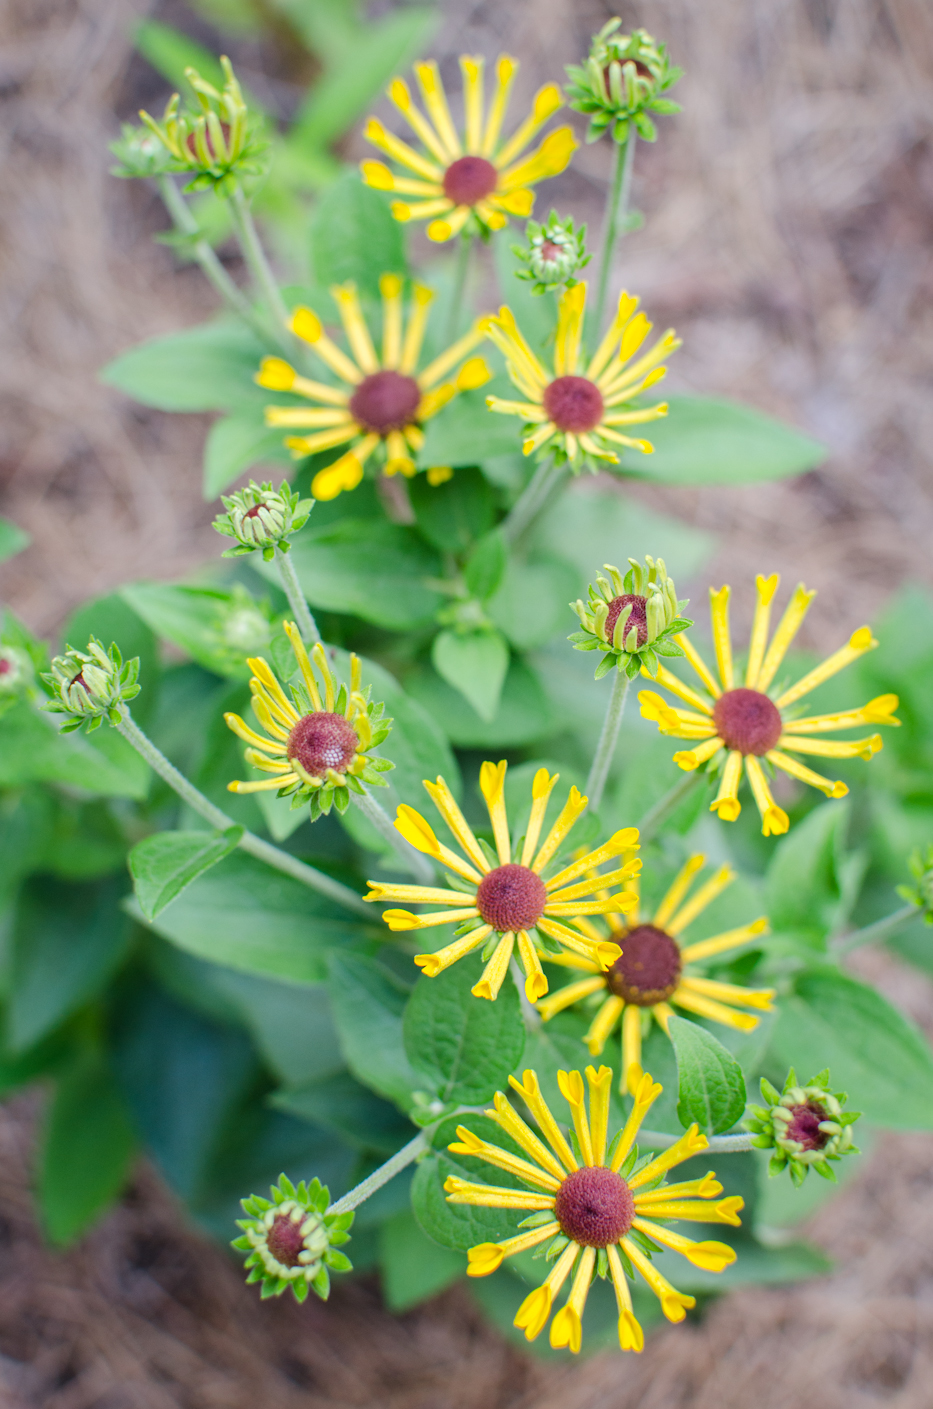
[140,58,268,194]
[565,23,683,144]
[746,1069,861,1185]
[213,480,314,560]
[570,556,691,680]
[43,639,140,732]
[233,1174,353,1301]
[513,211,590,295]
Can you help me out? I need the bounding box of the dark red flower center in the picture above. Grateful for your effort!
[713,688,783,757]
[555,1166,634,1247]
[287,711,358,779]
[349,370,421,436]
[266,1213,306,1267]
[542,376,604,433]
[443,155,498,206]
[785,1101,829,1151]
[69,670,88,690]
[602,58,654,84]
[244,502,267,518]
[0,657,12,675]
[606,924,682,1006]
[475,863,547,933]
[539,240,563,266]
[184,122,231,162]
[605,593,648,648]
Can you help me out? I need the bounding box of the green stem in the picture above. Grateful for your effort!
[329,1132,427,1214]
[445,233,473,343]
[501,458,567,544]
[833,903,919,956]
[637,771,705,845]
[638,1130,753,1153]
[593,131,636,336]
[158,176,263,336]
[585,669,632,812]
[115,709,370,917]
[352,789,435,884]
[275,547,319,645]
[228,185,293,340]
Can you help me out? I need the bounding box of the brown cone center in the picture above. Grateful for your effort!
[287,712,358,779]
[785,1101,829,1151]
[605,593,648,648]
[443,155,498,206]
[606,924,682,1006]
[266,1214,305,1267]
[475,863,547,933]
[555,1166,634,1247]
[349,370,421,436]
[542,376,604,433]
[713,688,782,756]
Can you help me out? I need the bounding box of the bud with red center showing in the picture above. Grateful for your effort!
[605,593,648,650]
[606,923,682,1006]
[475,863,548,933]
[746,1068,860,1186]
[288,712,359,784]
[571,555,691,681]
[213,479,312,560]
[443,156,499,207]
[712,688,783,757]
[234,1175,354,1304]
[514,212,591,295]
[543,376,604,434]
[349,370,422,436]
[555,1165,635,1247]
[783,1101,831,1153]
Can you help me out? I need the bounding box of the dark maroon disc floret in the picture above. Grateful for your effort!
[555,1166,635,1247]
[785,1101,830,1152]
[287,712,358,779]
[542,376,604,433]
[349,370,421,437]
[266,1213,306,1267]
[604,593,648,648]
[475,863,547,933]
[712,688,783,757]
[443,155,499,206]
[606,924,682,1006]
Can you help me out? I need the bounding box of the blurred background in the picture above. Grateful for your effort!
[1,0,933,1404]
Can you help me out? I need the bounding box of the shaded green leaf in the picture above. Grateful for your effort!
[0,517,30,563]
[378,1209,463,1311]
[431,628,509,722]
[309,171,406,301]
[100,320,267,413]
[121,582,271,679]
[129,827,243,921]
[280,519,443,630]
[271,1070,412,1154]
[489,554,579,651]
[405,655,557,748]
[409,467,496,553]
[203,414,291,500]
[625,396,827,485]
[403,958,525,1106]
[668,1015,747,1134]
[411,1113,524,1251]
[327,952,419,1110]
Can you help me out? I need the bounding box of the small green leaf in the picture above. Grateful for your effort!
[488,553,579,651]
[271,1071,413,1155]
[203,414,291,500]
[431,628,509,722]
[464,529,508,602]
[406,655,557,747]
[327,953,420,1110]
[668,1015,747,1134]
[120,582,270,679]
[128,827,243,921]
[403,957,525,1106]
[100,320,267,413]
[0,516,30,563]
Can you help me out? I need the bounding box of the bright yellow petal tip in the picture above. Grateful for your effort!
[467,1243,504,1277]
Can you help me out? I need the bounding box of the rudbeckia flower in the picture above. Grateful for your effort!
[361,56,577,241]
[483,283,679,467]
[365,763,640,1000]
[536,852,773,1091]
[447,1066,743,1352]
[256,275,490,500]
[640,574,901,835]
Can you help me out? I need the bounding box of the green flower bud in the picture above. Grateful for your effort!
[139,57,269,195]
[898,845,933,923]
[42,638,140,732]
[109,123,176,180]
[568,555,692,681]
[565,23,683,146]
[0,644,33,698]
[213,480,314,561]
[745,1068,861,1187]
[232,1174,354,1303]
[513,211,591,295]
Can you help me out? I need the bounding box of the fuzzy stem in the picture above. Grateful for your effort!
[638,1130,753,1153]
[593,131,636,336]
[352,788,435,883]
[157,176,263,335]
[115,709,370,916]
[276,547,319,644]
[833,903,919,956]
[228,184,294,338]
[585,669,632,812]
[501,458,567,544]
[330,1132,428,1214]
[445,232,473,343]
[637,771,705,845]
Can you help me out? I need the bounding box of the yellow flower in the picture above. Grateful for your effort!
[256,275,491,500]
[224,621,392,819]
[447,1066,743,1353]
[484,283,679,466]
[639,575,901,835]
[361,56,577,242]
[537,852,773,1092]
[364,762,640,1001]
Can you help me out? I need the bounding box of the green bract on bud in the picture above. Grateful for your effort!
[565,23,683,145]
[745,1068,861,1187]
[213,480,313,561]
[512,211,591,296]
[42,639,140,732]
[139,57,268,195]
[898,846,933,923]
[109,123,176,180]
[232,1174,353,1303]
[569,556,692,681]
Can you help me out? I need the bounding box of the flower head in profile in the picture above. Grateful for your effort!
[257,276,490,500]
[537,852,773,1092]
[570,555,691,680]
[565,23,683,145]
[139,57,268,194]
[746,1068,861,1186]
[233,1173,353,1302]
[42,638,140,732]
[484,284,679,468]
[225,621,392,819]
[640,574,900,835]
[447,1066,742,1353]
[365,763,640,1000]
[362,56,577,242]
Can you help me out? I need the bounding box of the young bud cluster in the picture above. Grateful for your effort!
[42,639,140,732]
[569,555,692,680]
[898,846,933,924]
[565,23,683,145]
[139,57,268,195]
[213,480,314,561]
[746,1068,861,1186]
[513,211,591,296]
[233,1174,353,1303]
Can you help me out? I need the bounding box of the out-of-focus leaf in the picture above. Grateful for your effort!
[0,517,30,563]
[100,321,267,413]
[309,172,406,302]
[432,628,509,722]
[128,827,243,921]
[203,414,291,499]
[621,397,827,485]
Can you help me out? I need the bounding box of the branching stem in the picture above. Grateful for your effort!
[637,771,705,845]
[501,459,567,544]
[834,903,919,956]
[228,184,294,341]
[157,176,263,336]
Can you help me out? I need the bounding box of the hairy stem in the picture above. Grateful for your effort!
[330,1132,428,1214]
[834,903,919,956]
[445,232,473,343]
[593,131,636,336]
[276,547,319,644]
[228,185,293,339]
[157,176,263,335]
[585,669,632,812]
[638,1130,753,1154]
[352,788,436,884]
[501,458,567,544]
[637,770,705,845]
[116,709,370,916]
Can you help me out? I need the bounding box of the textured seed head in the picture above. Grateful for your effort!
[555,1166,635,1247]
[606,924,682,1005]
[713,688,782,757]
[443,155,498,205]
[287,712,358,779]
[475,863,548,933]
[266,1213,306,1267]
[543,376,604,433]
[349,370,421,436]
[785,1101,830,1152]
[605,593,648,648]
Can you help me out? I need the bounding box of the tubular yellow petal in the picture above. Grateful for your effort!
[422,777,488,876]
[746,573,780,687]
[496,89,566,168]
[386,906,479,932]
[365,884,476,905]
[485,306,550,387]
[532,786,588,874]
[635,1172,723,1203]
[515,1241,579,1341]
[679,916,770,963]
[607,1245,645,1352]
[284,424,358,455]
[243,750,291,774]
[667,864,736,937]
[466,1221,560,1277]
[228,775,298,794]
[399,283,435,374]
[779,694,900,733]
[509,1068,578,1171]
[632,1219,737,1272]
[488,186,535,216]
[550,1246,595,1354]
[609,1069,664,1172]
[394,804,441,856]
[517,931,548,1001]
[624,1237,697,1322]
[744,755,790,835]
[331,283,378,373]
[537,919,621,969]
[629,1125,709,1189]
[360,157,395,190]
[673,988,759,1031]
[413,924,491,974]
[427,208,471,242]
[472,932,514,1000]
[265,406,355,429]
[386,76,453,168]
[553,281,586,377]
[364,116,445,181]
[418,321,486,388]
[620,1004,643,1095]
[311,448,366,500]
[710,751,743,821]
[547,862,641,904]
[478,759,511,863]
[557,1068,593,1164]
[460,55,484,152]
[379,272,404,368]
[538,977,606,1024]
[652,853,705,930]
[519,768,560,865]
[755,583,817,692]
[482,54,518,156]
[282,619,324,709]
[392,197,454,223]
[544,829,640,896]
[775,626,879,710]
[768,748,850,798]
[585,1064,612,1165]
[443,1177,555,1210]
[447,1126,561,1190]
[651,664,716,714]
[637,1196,744,1226]
[678,975,774,1011]
[587,292,640,382]
[224,712,287,754]
[673,738,724,772]
[779,733,882,760]
[709,585,734,690]
[583,994,624,1055]
[414,61,462,161]
[487,1091,568,1181]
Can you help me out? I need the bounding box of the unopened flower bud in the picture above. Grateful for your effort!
[568,555,692,681]
[232,1174,354,1303]
[213,480,313,561]
[745,1068,861,1186]
[513,211,591,295]
[565,23,683,145]
[42,638,140,732]
[139,57,268,194]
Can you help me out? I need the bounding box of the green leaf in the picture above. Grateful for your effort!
[411,1113,524,1251]
[128,827,243,921]
[0,700,149,798]
[100,320,267,413]
[624,396,827,485]
[668,1015,747,1134]
[488,554,580,651]
[0,516,30,563]
[405,655,557,748]
[131,850,367,985]
[271,1071,412,1154]
[203,414,291,499]
[120,582,271,679]
[327,953,420,1110]
[378,1209,463,1311]
[765,802,851,947]
[464,529,508,602]
[309,171,406,302]
[419,383,523,467]
[431,628,509,723]
[402,958,525,1106]
[409,467,497,553]
[768,965,933,1128]
[280,519,443,630]
[39,1051,137,1247]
